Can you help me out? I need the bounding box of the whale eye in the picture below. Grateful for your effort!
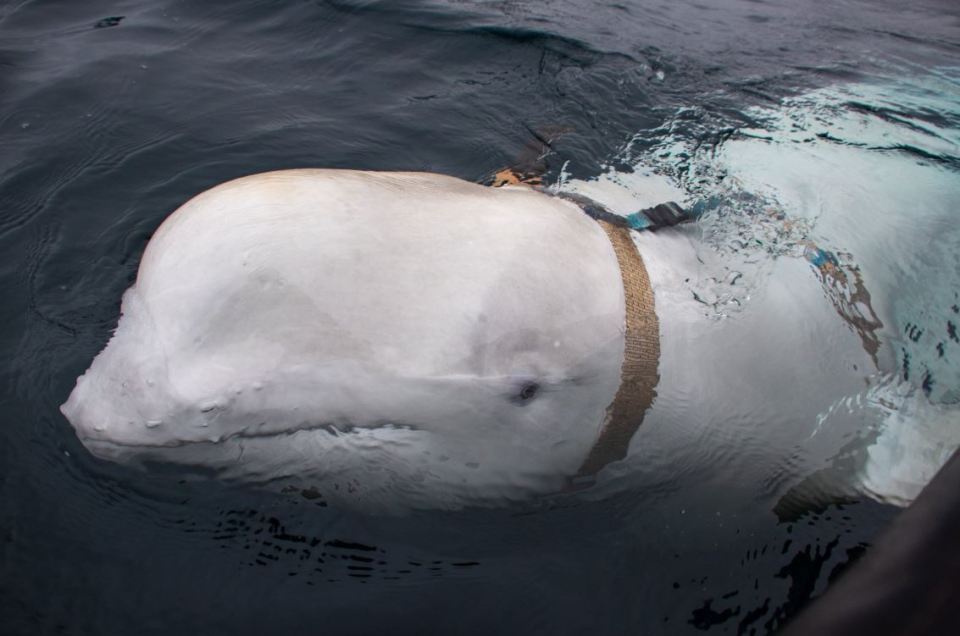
[514,381,540,403]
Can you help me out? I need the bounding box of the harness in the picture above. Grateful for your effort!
[546,190,698,483]
[495,175,698,483]
[575,218,661,481]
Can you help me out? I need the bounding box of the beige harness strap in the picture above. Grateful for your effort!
[576,220,660,479]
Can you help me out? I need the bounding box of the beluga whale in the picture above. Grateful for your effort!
[62,169,669,511]
[62,165,956,513]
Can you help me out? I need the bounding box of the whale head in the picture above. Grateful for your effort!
[61,171,640,510]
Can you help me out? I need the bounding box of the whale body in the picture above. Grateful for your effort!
[62,170,631,510]
[62,167,957,513]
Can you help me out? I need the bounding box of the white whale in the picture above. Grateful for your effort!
[62,166,956,512]
[62,170,647,510]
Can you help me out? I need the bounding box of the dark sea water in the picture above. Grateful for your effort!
[2,1,959,634]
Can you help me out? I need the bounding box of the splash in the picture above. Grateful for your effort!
[571,67,960,383]
[560,67,960,503]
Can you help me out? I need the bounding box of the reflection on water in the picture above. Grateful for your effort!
[1,0,959,634]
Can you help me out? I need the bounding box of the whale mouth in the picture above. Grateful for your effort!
[77,420,422,453]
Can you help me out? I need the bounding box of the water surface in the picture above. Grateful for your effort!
[1,1,958,634]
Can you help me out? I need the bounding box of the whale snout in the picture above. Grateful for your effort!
[61,354,232,457]
[60,374,170,453]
